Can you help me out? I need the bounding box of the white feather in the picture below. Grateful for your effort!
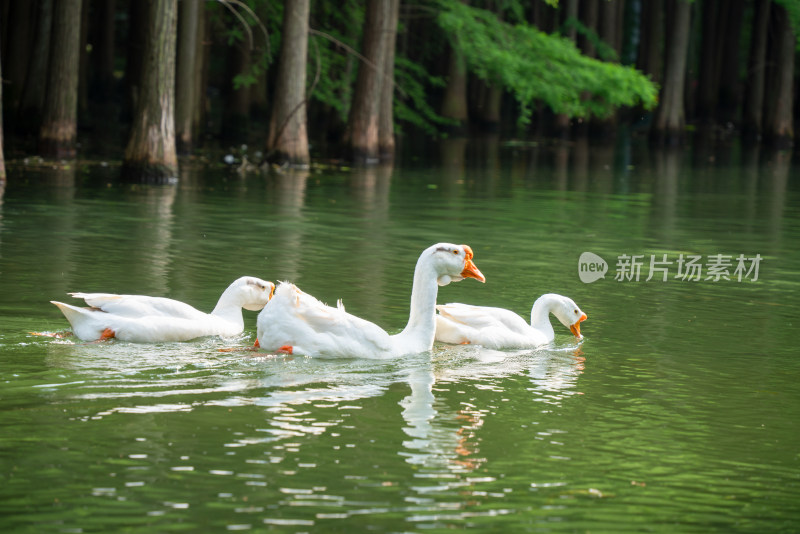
[52,276,275,342]
[256,243,485,358]
[435,294,587,350]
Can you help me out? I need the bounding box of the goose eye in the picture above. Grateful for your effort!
[574,309,578,314]
[453,250,459,255]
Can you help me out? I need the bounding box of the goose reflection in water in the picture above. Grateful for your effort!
[400,344,586,473]
[41,335,584,478]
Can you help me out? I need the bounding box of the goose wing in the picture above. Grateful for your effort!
[436,303,530,335]
[259,283,392,357]
[69,293,208,321]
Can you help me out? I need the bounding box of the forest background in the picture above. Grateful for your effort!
[0,0,797,183]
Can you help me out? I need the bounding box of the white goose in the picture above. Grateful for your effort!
[435,293,587,350]
[51,276,275,342]
[256,243,485,358]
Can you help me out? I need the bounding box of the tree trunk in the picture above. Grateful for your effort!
[578,0,598,58]
[192,7,208,140]
[19,0,53,133]
[122,0,178,182]
[696,0,729,125]
[39,0,82,158]
[591,0,624,139]
[474,81,502,130]
[600,0,622,58]
[651,0,691,146]
[472,0,502,131]
[743,0,770,140]
[613,0,625,56]
[77,0,90,116]
[221,39,252,142]
[717,0,744,125]
[250,2,271,120]
[695,0,718,124]
[378,0,400,162]
[552,0,578,139]
[564,0,578,40]
[440,44,468,132]
[90,0,116,101]
[0,49,5,184]
[763,3,794,148]
[344,0,391,164]
[3,0,34,129]
[124,0,147,121]
[574,0,599,138]
[0,2,9,55]
[176,0,200,153]
[636,0,663,85]
[251,62,269,120]
[266,0,310,167]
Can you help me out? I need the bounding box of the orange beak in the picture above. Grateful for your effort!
[269,285,275,300]
[460,245,486,283]
[570,313,588,338]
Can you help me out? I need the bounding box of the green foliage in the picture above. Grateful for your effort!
[305,1,365,123]
[773,0,800,50]
[209,0,282,91]
[308,34,356,122]
[560,17,619,62]
[393,57,455,135]
[436,0,658,124]
[307,0,454,135]
[232,72,258,91]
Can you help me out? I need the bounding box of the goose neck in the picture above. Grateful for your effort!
[394,258,440,352]
[530,295,556,342]
[211,289,245,327]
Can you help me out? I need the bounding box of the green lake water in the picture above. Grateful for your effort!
[1,139,798,532]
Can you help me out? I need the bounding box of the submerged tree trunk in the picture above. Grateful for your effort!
[344,0,391,163]
[122,0,178,182]
[743,0,770,140]
[266,0,310,167]
[378,0,400,162]
[176,0,200,153]
[763,3,794,148]
[39,0,82,158]
[651,0,691,146]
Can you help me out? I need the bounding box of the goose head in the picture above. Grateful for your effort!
[549,294,587,339]
[233,277,276,311]
[429,243,486,286]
